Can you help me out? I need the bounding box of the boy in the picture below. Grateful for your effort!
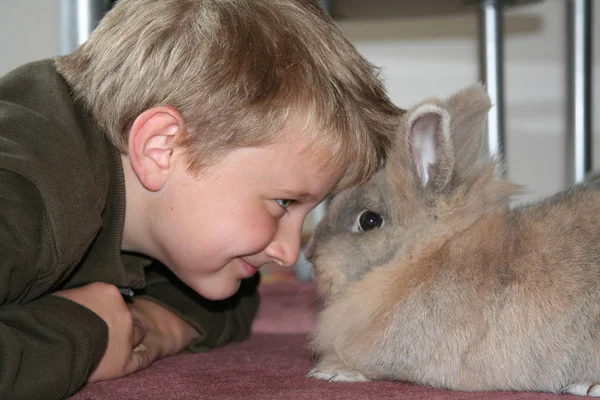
[0,0,402,398]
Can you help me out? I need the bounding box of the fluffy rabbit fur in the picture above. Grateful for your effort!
[306,84,600,397]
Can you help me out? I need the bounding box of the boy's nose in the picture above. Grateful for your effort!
[265,222,301,268]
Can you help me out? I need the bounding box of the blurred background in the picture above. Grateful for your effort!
[1,0,598,280]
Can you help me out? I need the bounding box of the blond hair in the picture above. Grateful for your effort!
[55,0,402,192]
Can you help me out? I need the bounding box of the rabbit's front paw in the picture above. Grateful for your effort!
[307,362,369,382]
[562,383,600,397]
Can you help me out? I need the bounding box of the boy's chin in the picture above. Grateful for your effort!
[190,279,242,301]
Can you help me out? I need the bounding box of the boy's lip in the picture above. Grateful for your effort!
[239,259,259,276]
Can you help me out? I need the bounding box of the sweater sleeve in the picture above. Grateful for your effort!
[0,170,109,399]
[138,261,260,352]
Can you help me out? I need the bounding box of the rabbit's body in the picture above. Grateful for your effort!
[307,85,600,396]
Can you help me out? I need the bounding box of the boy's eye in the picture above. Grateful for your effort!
[276,199,292,209]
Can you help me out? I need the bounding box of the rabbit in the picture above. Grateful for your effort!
[305,84,600,397]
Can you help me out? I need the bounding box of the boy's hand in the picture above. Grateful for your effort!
[53,282,150,382]
[127,298,200,362]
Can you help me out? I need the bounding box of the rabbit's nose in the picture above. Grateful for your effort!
[304,236,315,263]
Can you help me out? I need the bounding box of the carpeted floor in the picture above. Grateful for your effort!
[71,282,579,400]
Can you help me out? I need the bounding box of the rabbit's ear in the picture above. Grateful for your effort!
[408,104,454,192]
[446,84,491,173]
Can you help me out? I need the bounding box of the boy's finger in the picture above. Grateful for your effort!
[131,318,148,348]
[125,347,153,376]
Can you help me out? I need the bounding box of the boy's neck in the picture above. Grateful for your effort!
[120,154,153,255]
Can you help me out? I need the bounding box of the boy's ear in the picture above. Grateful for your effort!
[127,106,184,192]
[407,103,454,192]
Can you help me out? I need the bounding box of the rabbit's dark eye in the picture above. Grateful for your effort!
[358,211,383,232]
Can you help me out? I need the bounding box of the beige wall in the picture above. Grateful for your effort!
[1,1,599,211]
[0,1,59,75]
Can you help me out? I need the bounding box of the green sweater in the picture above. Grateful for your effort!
[0,60,260,399]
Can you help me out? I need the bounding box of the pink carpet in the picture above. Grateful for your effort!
[71,282,578,399]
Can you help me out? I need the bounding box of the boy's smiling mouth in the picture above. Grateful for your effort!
[239,259,259,277]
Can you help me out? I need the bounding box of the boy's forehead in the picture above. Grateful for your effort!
[290,135,344,176]
[278,121,335,156]
[194,120,351,195]
[262,133,344,197]
[281,126,353,190]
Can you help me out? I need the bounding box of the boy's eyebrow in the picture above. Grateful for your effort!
[278,189,314,201]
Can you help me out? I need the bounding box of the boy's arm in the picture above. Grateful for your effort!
[0,170,109,399]
[136,261,260,352]
[0,295,109,397]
